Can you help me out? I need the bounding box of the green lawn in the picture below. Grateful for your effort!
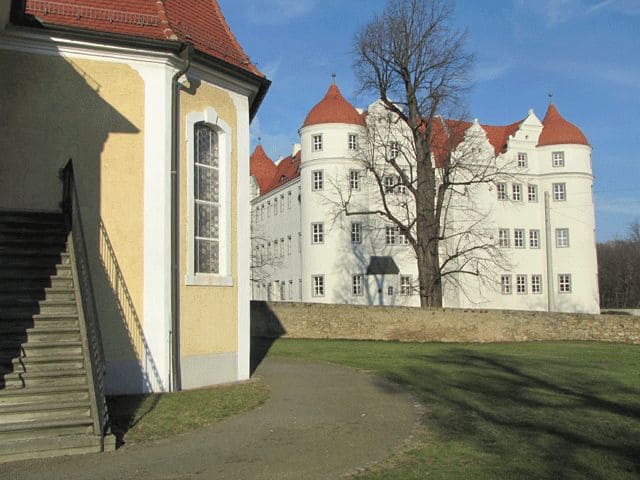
[267,339,640,480]
[107,380,269,444]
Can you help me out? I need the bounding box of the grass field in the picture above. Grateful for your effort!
[107,380,270,444]
[267,339,640,480]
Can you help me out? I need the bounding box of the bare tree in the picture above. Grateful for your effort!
[349,0,512,307]
[597,221,640,308]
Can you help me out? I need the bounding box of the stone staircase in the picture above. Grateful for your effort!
[0,211,111,462]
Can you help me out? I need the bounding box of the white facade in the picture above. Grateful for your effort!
[251,85,599,313]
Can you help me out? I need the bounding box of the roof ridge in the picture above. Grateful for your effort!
[154,0,178,40]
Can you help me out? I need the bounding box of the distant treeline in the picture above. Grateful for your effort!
[598,222,640,308]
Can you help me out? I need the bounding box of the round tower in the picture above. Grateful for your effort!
[298,82,367,303]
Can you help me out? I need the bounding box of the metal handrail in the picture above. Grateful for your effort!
[60,159,109,447]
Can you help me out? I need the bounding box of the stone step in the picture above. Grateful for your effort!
[0,317,79,334]
[0,287,76,303]
[0,299,77,316]
[0,211,65,226]
[0,252,69,268]
[1,353,85,375]
[0,432,103,463]
[0,263,72,280]
[0,313,79,329]
[0,340,83,358]
[0,276,73,290]
[0,326,80,343]
[0,385,90,407]
[0,417,94,442]
[0,401,91,425]
[1,369,88,389]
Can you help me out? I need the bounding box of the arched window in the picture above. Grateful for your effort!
[194,122,220,274]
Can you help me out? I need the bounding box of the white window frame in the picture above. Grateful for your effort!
[312,223,324,244]
[352,274,363,296]
[348,133,358,151]
[312,170,324,191]
[496,182,507,201]
[312,275,325,297]
[384,175,395,193]
[512,183,522,202]
[553,183,566,201]
[351,222,362,244]
[499,228,510,248]
[516,274,527,294]
[185,108,232,286]
[312,134,323,152]
[556,228,570,248]
[529,229,540,249]
[558,274,572,293]
[514,229,525,248]
[531,274,542,294]
[528,184,538,202]
[385,226,396,245]
[517,152,527,168]
[389,141,400,159]
[552,151,565,167]
[501,275,512,294]
[349,170,361,191]
[400,275,412,295]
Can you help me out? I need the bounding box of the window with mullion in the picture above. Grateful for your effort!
[194,123,220,274]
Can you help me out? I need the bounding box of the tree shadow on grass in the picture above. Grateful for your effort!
[382,346,640,479]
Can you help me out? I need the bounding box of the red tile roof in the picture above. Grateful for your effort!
[302,84,366,128]
[23,0,263,77]
[538,103,589,147]
[250,146,301,196]
[249,145,277,192]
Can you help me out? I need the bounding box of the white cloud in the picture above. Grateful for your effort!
[515,0,640,27]
[474,63,510,83]
[596,198,640,215]
[246,0,316,25]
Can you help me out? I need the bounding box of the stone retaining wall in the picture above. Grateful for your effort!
[251,301,640,344]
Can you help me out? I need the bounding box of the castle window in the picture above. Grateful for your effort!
[496,182,507,200]
[350,170,361,190]
[312,275,325,297]
[517,152,528,168]
[514,229,525,248]
[556,228,570,248]
[558,274,572,293]
[400,276,412,295]
[312,170,324,191]
[348,133,358,150]
[531,274,542,294]
[385,226,397,245]
[529,229,540,248]
[389,141,400,159]
[312,134,323,151]
[351,222,362,244]
[312,223,324,244]
[553,183,566,201]
[499,228,510,247]
[528,184,538,202]
[552,151,565,167]
[512,183,522,202]
[384,175,396,193]
[352,274,363,296]
[516,275,527,294]
[501,275,512,294]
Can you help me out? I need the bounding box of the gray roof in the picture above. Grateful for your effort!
[366,256,399,275]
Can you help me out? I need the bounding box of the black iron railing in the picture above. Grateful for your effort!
[60,159,109,448]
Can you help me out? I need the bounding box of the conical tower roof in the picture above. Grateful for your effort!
[538,103,589,147]
[250,145,276,192]
[302,83,365,127]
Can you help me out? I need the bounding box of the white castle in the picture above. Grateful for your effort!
[249,83,599,313]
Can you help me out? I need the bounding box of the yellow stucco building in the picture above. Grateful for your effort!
[0,0,269,394]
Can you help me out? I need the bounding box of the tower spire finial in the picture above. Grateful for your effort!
[331,72,336,84]
[548,91,554,104]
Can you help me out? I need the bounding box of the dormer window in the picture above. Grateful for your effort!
[312,134,323,152]
[552,151,565,167]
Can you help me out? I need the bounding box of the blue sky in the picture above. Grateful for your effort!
[219,0,640,241]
